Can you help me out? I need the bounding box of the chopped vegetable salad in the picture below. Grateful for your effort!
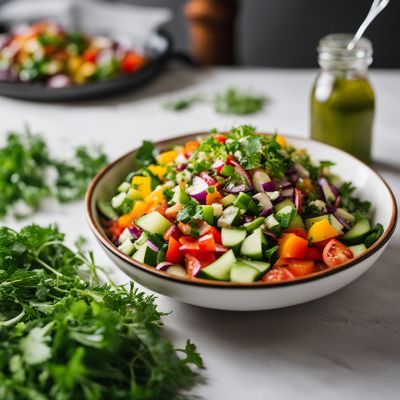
[99,125,384,283]
[0,21,147,86]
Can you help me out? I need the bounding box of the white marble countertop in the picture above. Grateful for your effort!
[0,67,399,400]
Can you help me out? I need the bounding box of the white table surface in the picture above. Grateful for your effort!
[0,67,399,400]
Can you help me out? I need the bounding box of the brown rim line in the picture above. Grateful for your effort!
[85,131,398,289]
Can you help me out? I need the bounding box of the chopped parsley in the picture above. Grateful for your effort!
[136,140,156,167]
[339,181,371,220]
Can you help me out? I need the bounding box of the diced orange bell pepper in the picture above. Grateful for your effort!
[144,187,164,205]
[131,176,152,198]
[157,150,178,165]
[147,165,167,179]
[118,201,149,228]
[278,233,308,259]
[206,190,223,205]
[275,135,287,147]
[307,219,340,243]
[184,140,200,155]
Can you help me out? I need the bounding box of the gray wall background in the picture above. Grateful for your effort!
[120,0,400,68]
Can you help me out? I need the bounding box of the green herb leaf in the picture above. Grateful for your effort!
[214,87,266,115]
[136,140,156,167]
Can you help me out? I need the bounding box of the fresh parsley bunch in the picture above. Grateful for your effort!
[0,129,108,217]
[0,224,203,400]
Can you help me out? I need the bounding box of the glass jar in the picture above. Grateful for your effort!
[311,34,375,164]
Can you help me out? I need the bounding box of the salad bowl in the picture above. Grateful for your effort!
[86,132,397,311]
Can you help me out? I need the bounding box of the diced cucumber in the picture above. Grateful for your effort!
[118,181,131,193]
[240,259,271,277]
[266,191,281,201]
[230,262,259,283]
[342,218,371,245]
[275,205,296,229]
[119,228,132,243]
[166,265,187,278]
[97,200,118,220]
[348,244,367,257]
[217,206,241,228]
[335,207,355,223]
[288,214,305,229]
[309,199,327,212]
[135,232,149,248]
[172,187,190,204]
[240,228,266,260]
[221,194,237,207]
[305,214,343,232]
[264,215,281,234]
[201,250,237,281]
[118,238,135,255]
[202,205,214,225]
[135,211,172,235]
[233,192,259,215]
[111,192,127,209]
[364,223,384,248]
[212,203,223,217]
[127,188,143,201]
[274,199,295,212]
[221,228,247,248]
[244,217,265,232]
[132,243,158,266]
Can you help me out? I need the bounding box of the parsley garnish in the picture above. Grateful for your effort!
[0,224,203,399]
[0,129,108,217]
[136,140,156,167]
[339,181,371,220]
[214,87,266,115]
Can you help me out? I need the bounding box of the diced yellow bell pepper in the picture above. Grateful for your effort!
[275,135,287,147]
[308,219,340,243]
[118,201,149,228]
[144,187,164,205]
[157,150,177,165]
[132,176,151,198]
[147,164,167,179]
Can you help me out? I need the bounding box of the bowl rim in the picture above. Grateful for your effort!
[85,131,398,289]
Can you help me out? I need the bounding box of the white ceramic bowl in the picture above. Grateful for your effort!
[86,133,397,311]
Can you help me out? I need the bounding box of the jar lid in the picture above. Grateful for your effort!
[318,33,373,66]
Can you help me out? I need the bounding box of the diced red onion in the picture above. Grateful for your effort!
[47,74,71,88]
[244,215,255,223]
[272,195,284,204]
[146,240,159,252]
[187,176,208,204]
[229,158,253,190]
[260,208,273,217]
[281,188,294,198]
[156,261,174,271]
[224,181,248,194]
[176,163,187,172]
[262,181,275,192]
[200,171,217,185]
[128,224,143,239]
[251,169,272,192]
[295,163,310,178]
[285,167,297,176]
[262,231,278,244]
[330,183,340,198]
[335,195,341,209]
[254,192,273,213]
[278,181,292,190]
[334,213,351,231]
[318,177,336,204]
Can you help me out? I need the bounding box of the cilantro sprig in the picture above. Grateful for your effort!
[0,224,203,399]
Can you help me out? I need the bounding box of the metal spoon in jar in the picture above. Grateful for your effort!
[347,0,390,50]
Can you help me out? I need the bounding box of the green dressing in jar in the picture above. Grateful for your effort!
[311,34,375,164]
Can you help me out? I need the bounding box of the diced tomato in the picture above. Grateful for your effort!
[226,154,234,165]
[198,233,216,252]
[83,48,97,63]
[262,267,295,283]
[214,134,227,144]
[121,51,143,73]
[322,239,354,268]
[314,238,332,250]
[209,226,222,244]
[200,172,217,185]
[306,246,323,261]
[163,225,181,241]
[184,254,202,278]
[278,233,308,259]
[286,259,315,277]
[294,188,303,213]
[285,228,307,240]
[165,237,183,264]
[107,220,124,243]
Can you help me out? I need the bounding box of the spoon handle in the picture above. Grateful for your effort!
[347,0,390,50]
